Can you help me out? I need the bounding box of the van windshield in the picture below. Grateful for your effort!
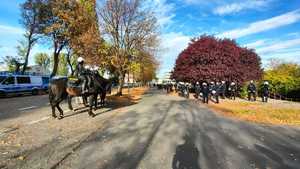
[2,76,14,85]
[0,76,6,83]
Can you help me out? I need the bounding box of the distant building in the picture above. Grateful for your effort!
[27,65,50,75]
[0,64,7,71]
[157,72,173,84]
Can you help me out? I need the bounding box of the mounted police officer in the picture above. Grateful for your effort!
[74,57,89,94]
[247,80,257,101]
[262,81,270,102]
[202,82,209,104]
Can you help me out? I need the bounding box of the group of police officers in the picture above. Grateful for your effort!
[174,79,270,104]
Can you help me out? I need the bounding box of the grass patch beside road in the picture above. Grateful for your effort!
[208,99,300,126]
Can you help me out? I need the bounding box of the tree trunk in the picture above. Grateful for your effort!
[51,52,59,77]
[21,32,34,74]
[116,72,125,96]
[21,47,31,74]
[66,50,74,75]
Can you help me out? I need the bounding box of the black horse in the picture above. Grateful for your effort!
[49,73,111,119]
[93,73,112,107]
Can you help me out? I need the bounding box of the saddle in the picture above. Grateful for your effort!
[67,77,82,89]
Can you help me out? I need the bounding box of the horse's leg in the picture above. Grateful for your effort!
[94,93,98,111]
[51,103,57,118]
[68,95,73,111]
[83,96,88,107]
[56,103,64,119]
[88,96,96,117]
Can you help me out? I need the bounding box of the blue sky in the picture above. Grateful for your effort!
[0,0,300,77]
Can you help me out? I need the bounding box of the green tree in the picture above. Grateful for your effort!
[50,53,68,76]
[98,0,159,95]
[264,62,300,98]
[34,53,50,72]
[3,56,24,72]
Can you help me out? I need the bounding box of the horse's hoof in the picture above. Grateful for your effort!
[89,113,96,117]
[52,115,57,119]
[58,115,64,120]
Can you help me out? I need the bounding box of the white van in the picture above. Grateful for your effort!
[0,74,50,97]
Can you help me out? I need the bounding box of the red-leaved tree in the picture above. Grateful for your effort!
[171,36,263,84]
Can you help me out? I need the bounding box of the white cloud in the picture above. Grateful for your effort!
[213,0,271,15]
[244,39,267,49]
[218,9,300,39]
[151,0,176,27]
[158,32,191,77]
[0,24,24,35]
[256,38,300,54]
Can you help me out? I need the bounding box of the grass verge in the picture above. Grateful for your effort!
[208,99,300,126]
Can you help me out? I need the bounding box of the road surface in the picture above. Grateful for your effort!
[0,89,300,169]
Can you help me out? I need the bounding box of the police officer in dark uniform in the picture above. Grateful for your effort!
[202,82,209,104]
[262,81,270,102]
[247,80,257,101]
[74,57,88,93]
[195,81,201,99]
[209,81,215,96]
[220,81,226,99]
[228,82,237,100]
[214,81,221,103]
[184,82,190,98]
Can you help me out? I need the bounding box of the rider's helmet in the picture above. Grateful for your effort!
[196,81,199,85]
[77,57,84,63]
[250,80,254,84]
[84,65,90,70]
[93,66,99,71]
[264,81,269,85]
[231,82,235,85]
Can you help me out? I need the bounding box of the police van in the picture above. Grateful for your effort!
[0,72,50,97]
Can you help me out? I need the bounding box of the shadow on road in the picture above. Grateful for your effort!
[172,134,201,169]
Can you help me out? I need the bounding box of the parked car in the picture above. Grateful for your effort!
[0,74,50,97]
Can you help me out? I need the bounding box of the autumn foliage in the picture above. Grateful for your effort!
[172,36,263,84]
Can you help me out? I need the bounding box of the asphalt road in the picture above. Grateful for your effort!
[1,89,300,169]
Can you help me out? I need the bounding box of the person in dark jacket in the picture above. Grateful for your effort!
[228,82,237,100]
[262,81,270,102]
[213,81,221,103]
[247,80,256,101]
[74,57,89,93]
[220,81,226,99]
[202,82,209,104]
[195,82,201,99]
